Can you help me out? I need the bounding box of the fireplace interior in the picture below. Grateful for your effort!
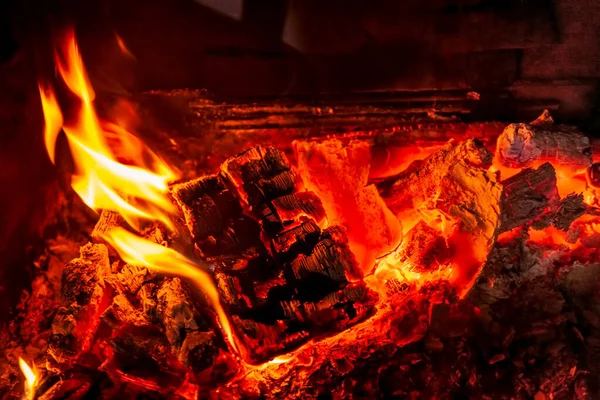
[1,0,600,399]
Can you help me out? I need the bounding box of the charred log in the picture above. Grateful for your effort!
[379,138,500,247]
[496,116,592,169]
[47,243,111,367]
[499,162,560,233]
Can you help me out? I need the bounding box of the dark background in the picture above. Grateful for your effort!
[0,0,599,321]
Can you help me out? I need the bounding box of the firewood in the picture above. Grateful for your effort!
[260,192,326,233]
[379,138,501,249]
[288,233,362,285]
[533,193,588,231]
[281,282,377,329]
[47,243,111,365]
[271,219,322,263]
[499,162,560,233]
[220,146,300,207]
[105,263,153,295]
[91,210,126,251]
[170,175,242,249]
[496,116,592,169]
[156,278,212,346]
[294,139,403,273]
[155,278,222,372]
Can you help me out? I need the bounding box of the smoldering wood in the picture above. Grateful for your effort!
[231,315,311,364]
[170,175,243,249]
[47,243,111,366]
[289,236,360,284]
[281,282,376,328]
[155,277,223,372]
[271,219,322,263]
[294,139,403,272]
[532,193,588,231]
[220,146,300,207]
[260,192,326,233]
[498,162,560,233]
[379,138,501,248]
[496,120,592,169]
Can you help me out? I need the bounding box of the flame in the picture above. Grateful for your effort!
[18,358,37,400]
[115,33,135,59]
[39,28,178,231]
[39,28,244,362]
[103,228,240,356]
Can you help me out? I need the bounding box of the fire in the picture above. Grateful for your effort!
[102,228,240,356]
[39,28,178,231]
[39,28,243,361]
[18,357,37,400]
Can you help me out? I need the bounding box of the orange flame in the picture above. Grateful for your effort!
[18,357,37,400]
[39,28,178,231]
[39,29,243,361]
[102,228,241,356]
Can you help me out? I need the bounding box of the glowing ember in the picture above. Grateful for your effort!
[102,227,241,357]
[18,357,37,400]
[39,28,178,231]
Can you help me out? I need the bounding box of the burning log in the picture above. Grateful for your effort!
[379,138,500,247]
[220,146,301,208]
[533,193,588,231]
[498,162,560,232]
[270,219,322,263]
[47,243,112,366]
[496,113,592,169]
[294,139,403,273]
[260,192,326,233]
[288,227,362,285]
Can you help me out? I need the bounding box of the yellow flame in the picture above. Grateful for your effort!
[39,84,63,164]
[18,358,37,400]
[103,228,240,356]
[39,28,178,231]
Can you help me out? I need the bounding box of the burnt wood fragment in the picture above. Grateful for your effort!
[271,219,322,263]
[260,192,326,233]
[397,220,449,273]
[221,146,300,207]
[170,175,242,247]
[499,162,560,233]
[47,243,111,366]
[289,235,361,285]
[533,193,588,231]
[496,118,592,169]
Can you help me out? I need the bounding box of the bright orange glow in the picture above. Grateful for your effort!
[102,228,241,357]
[39,28,178,231]
[18,357,37,400]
